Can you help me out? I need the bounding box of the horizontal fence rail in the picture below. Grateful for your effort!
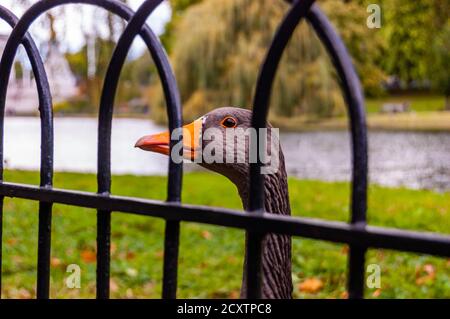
[0,182,449,258]
[0,0,448,300]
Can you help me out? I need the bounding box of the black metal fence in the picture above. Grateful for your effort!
[0,0,448,300]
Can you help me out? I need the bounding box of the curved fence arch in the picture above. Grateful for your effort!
[248,1,368,298]
[0,0,181,299]
[97,0,182,300]
[0,0,448,300]
[0,3,53,298]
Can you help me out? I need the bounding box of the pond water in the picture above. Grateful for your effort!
[3,117,450,191]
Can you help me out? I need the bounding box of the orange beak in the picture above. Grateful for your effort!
[135,118,203,161]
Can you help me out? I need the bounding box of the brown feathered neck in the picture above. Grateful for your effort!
[236,151,293,299]
[197,107,293,299]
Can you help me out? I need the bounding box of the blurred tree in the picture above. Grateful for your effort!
[15,0,65,48]
[66,38,153,112]
[14,0,152,114]
[430,21,450,110]
[323,0,386,97]
[152,0,386,123]
[64,0,155,113]
[429,1,450,110]
[161,0,204,51]
[171,0,204,12]
[383,0,432,85]
[382,0,450,102]
[14,61,23,80]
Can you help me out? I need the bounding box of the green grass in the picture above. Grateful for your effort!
[366,94,446,114]
[271,94,450,132]
[1,170,449,299]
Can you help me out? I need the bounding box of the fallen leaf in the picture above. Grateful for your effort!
[110,243,117,255]
[416,275,434,285]
[155,250,164,259]
[51,257,61,267]
[143,282,155,294]
[298,278,323,293]
[110,279,119,293]
[81,250,96,263]
[340,291,349,299]
[14,288,32,299]
[376,251,385,261]
[6,288,31,299]
[227,256,238,265]
[12,255,23,264]
[341,246,349,255]
[201,230,212,240]
[372,289,382,297]
[229,290,240,299]
[7,238,18,246]
[423,264,435,276]
[415,263,436,285]
[126,251,136,260]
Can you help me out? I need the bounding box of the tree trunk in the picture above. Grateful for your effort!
[46,12,57,44]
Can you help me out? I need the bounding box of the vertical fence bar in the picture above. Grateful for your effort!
[93,0,169,299]
[162,221,180,298]
[243,232,264,298]
[36,41,55,298]
[97,0,182,299]
[305,5,368,299]
[347,244,366,298]
[162,123,183,298]
[0,197,3,296]
[96,210,111,298]
[0,4,54,299]
[37,202,53,298]
[250,0,316,298]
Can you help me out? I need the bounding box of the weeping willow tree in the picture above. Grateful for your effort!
[149,0,385,123]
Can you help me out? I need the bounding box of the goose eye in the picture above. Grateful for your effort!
[221,116,237,128]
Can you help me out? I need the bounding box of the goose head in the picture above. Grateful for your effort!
[135,107,280,196]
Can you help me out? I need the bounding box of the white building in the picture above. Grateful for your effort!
[0,33,78,115]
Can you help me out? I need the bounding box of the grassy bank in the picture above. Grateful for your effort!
[365,94,447,113]
[1,171,449,298]
[272,111,450,132]
[271,94,450,132]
